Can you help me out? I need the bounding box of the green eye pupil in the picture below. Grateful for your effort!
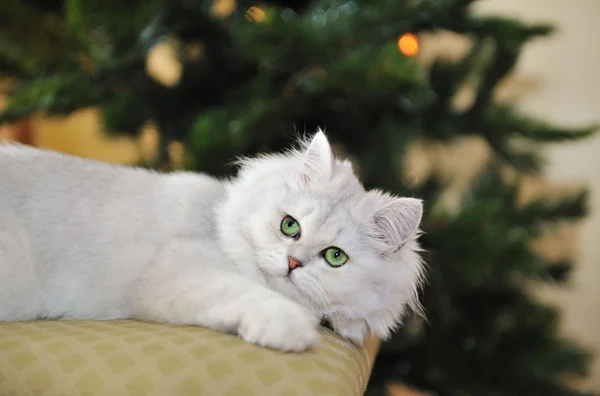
[323,247,348,267]
[281,215,300,237]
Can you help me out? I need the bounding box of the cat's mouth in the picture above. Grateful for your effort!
[284,271,296,282]
[282,272,304,294]
[282,273,331,316]
[285,272,315,301]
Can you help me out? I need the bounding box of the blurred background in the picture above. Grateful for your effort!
[1,0,599,395]
[482,0,600,393]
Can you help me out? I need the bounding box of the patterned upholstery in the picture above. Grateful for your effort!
[0,320,379,395]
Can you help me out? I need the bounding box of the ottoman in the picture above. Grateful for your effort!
[0,320,380,395]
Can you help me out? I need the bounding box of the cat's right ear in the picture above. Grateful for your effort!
[367,195,423,253]
[299,130,333,185]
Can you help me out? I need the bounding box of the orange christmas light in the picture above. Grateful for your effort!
[398,33,419,57]
[246,6,266,23]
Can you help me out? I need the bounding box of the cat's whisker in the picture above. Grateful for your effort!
[315,279,343,321]
[306,281,328,313]
[303,275,339,320]
[302,281,330,317]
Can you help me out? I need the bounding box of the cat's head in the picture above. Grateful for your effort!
[216,131,425,345]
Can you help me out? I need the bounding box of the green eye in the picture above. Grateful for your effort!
[281,215,301,238]
[323,247,348,267]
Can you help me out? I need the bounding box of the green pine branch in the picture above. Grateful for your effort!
[485,104,598,142]
[515,189,589,231]
[469,16,554,44]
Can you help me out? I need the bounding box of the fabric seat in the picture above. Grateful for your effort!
[0,320,379,395]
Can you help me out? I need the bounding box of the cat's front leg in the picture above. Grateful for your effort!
[235,293,320,352]
[132,239,320,352]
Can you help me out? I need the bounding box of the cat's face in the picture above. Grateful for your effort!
[217,131,425,344]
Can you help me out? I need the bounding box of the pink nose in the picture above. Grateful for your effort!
[288,256,303,271]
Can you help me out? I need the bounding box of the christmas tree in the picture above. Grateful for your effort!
[0,0,597,394]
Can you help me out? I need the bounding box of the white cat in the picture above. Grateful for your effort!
[0,131,424,352]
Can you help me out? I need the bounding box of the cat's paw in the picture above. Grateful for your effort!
[238,298,320,352]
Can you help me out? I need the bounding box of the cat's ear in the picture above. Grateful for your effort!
[369,197,423,253]
[299,130,333,185]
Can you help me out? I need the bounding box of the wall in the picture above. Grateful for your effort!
[475,0,600,390]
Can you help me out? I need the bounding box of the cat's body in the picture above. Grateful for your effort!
[0,132,424,352]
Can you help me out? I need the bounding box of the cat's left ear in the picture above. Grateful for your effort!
[299,130,333,185]
[369,197,423,253]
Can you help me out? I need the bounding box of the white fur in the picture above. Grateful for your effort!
[0,131,424,351]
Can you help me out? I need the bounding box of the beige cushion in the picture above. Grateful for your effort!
[0,320,379,395]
